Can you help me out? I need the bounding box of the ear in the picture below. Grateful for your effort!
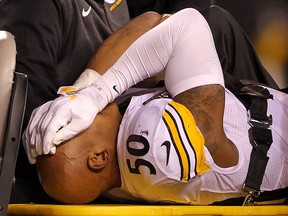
[87,150,110,171]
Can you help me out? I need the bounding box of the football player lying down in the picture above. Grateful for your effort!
[31,9,288,204]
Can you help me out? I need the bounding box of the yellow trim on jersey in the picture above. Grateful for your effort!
[169,101,210,176]
[163,101,211,182]
[163,110,190,182]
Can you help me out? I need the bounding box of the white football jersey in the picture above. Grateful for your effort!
[112,88,288,205]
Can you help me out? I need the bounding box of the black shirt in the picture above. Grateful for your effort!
[0,0,130,201]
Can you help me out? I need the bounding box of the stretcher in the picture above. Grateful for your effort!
[1,32,287,216]
[7,204,288,216]
[0,31,28,216]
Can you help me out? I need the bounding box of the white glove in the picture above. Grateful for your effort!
[22,83,110,164]
[73,69,101,89]
[23,100,53,164]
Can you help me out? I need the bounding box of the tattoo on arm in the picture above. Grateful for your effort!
[173,85,225,155]
[174,85,239,167]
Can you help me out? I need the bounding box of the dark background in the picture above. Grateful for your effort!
[213,0,288,88]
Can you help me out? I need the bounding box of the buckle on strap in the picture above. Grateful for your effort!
[242,189,261,206]
[248,111,273,129]
[242,85,273,206]
[242,186,261,206]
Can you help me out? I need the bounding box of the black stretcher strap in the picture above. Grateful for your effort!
[224,73,288,205]
[245,128,272,192]
[240,84,274,205]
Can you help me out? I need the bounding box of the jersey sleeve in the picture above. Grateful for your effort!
[118,93,211,202]
[157,100,211,182]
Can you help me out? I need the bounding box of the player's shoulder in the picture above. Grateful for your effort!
[123,91,171,132]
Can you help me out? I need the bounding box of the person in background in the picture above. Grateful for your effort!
[0,0,130,203]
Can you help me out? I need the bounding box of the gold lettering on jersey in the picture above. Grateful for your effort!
[109,0,122,11]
